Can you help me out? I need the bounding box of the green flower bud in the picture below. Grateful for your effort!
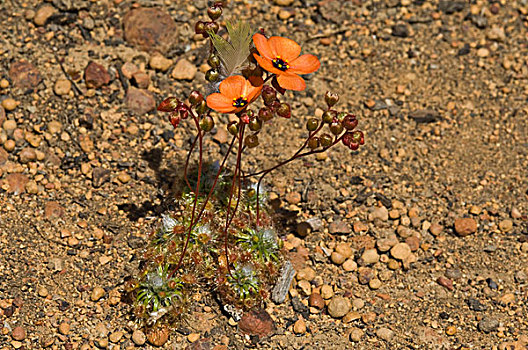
[207,5,222,20]
[307,137,319,150]
[228,122,238,136]
[319,133,333,148]
[200,116,214,132]
[248,118,262,132]
[306,118,319,131]
[322,110,337,124]
[205,69,220,82]
[195,100,208,115]
[244,134,259,148]
[207,54,221,68]
[325,91,339,107]
[329,121,344,135]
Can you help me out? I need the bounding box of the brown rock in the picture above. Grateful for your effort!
[6,173,28,194]
[125,87,156,115]
[84,61,110,88]
[454,218,477,236]
[149,53,173,71]
[327,296,351,318]
[0,105,5,126]
[12,326,26,341]
[329,220,351,234]
[405,236,420,252]
[429,223,444,236]
[147,326,169,347]
[58,322,70,335]
[390,242,411,260]
[121,62,139,79]
[358,267,375,285]
[437,276,454,291]
[308,293,324,309]
[9,60,42,90]
[285,191,301,204]
[44,201,64,219]
[238,309,275,337]
[54,79,71,96]
[123,8,178,53]
[0,148,8,165]
[18,147,36,163]
[34,4,57,26]
[132,329,146,346]
[293,318,306,334]
[132,71,150,89]
[171,59,197,80]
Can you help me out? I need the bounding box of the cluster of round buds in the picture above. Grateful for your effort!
[157,97,189,129]
[157,91,215,133]
[342,130,365,150]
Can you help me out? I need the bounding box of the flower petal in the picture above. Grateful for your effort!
[207,93,236,113]
[277,74,306,91]
[269,36,301,62]
[253,33,275,60]
[219,75,246,100]
[253,53,285,76]
[246,84,263,104]
[288,54,321,74]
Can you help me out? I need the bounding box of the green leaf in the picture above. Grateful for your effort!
[208,21,252,77]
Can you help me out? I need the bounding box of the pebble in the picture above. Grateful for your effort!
[390,243,411,260]
[308,293,324,309]
[54,79,71,96]
[369,278,382,290]
[320,285,334,299]
[38,286,49,297]
[429,223,444,236]
[285,191,301,204]
[499,219,513,233]
[445,325,457,336]
[2,98,18,111]
[477,47,489,58]
[238,309,275,337]
[172,59,197,80]
[342,258,357,272]
[123,8,177,53]
[34,4,56,26]
[274,0,294,5]
[121,62,139,79]
[478,316,499,333]
[376,327,394,341]
[58,322,70,335]
[296,267,316,281]
[19,147,36,164]
[327,296,351,318]
[147,327,170,347]
[132,71,150,89]
[84,61,110,88]
[7,173,29,195]
[132,329,146,346]
[109,331,124,343]
[454,218,477,236]
[330,252,346,265]
[369,206,389,221]
[349,327,364,342]
[9,60,42,89]
[91,286,105,301]
[0,79,9,88]
[405,236,420,252]
[293,318,306,334]
[360,249,379,265]
[117,172,131,184]
[335,242,353,258]
[511,207,522,219]
[12,327,26,341]
[328,220,351,234]
[358,267,375,285]
[125,87,156,115]
[149,53,173,71]
[377,235,398,252]
[437,276,454,291]
[297,280,311,295]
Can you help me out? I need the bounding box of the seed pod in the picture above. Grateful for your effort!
[319,133,333,148]
[188,90,204,106]
[157,97,179,112]
[228,122,239,136]
[248,118,262,131]
[195,100,208,115]
[261,85,277,106]
[322,110,337,124]
[207,5,222,20]
[329,121,344,135]
[325,91,339,107]
[168,113,180,129]
[244,134,259,148]
[195,21,206,35]
[207,54,221,68]
[306,118,319,131]
[307,137,319,150]
[276,103,291,118]
[205,69,219,82]
[342,132,353,146]
[204,21,220,35]
[258,107,273,122]
[352,130,365,145]
[200,116,214,132]
[342,114,358,130]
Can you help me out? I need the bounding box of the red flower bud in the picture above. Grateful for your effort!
[342,114,358,130]
[204,21,220,35]
[240,113,250,124]
[195,21,206,35]
[188,90,204,106]
[169,113,181,129]
[352,130,365,145]
[258,107,273,122]
[261,85,277,106]
[342,132,353,146]
[325,91,339,107]
[276,103,291,118]
[157,97,179,112]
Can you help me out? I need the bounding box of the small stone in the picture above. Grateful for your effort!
[9,60,42,89]
[390,243,411,260]
[342,259,357,272]
[487,26,506,42]
[293,318,306,334]
[238,309,275,337]
[511,207,522,219]
[149,53,173,71]
[353,221,368,233]
[91,286,105,301]
[445,325,457,336]
[285,191,301,204]
[2,98,18,111]
[18,147,36,164]
[297,280,311,296]
[331,252,346,265]
[329,220,351,234]
[478,317,499,333]
[274,0,294,5]
[369,278,382,290]
[376,235,398,252]
[358,267,375,285]
[477,47,489,58]
[437,276,454,291]
[117,172,131,184]
[308,293,324,309]
[95,338,108,348]
[58,322,70,335]
[47,121,63,134]
[296,267,316,281]
[12,327,26,341]
[360,249,379,265]
[320,285,334,300]
[369,206,389,221]
[108,289,121,306]
[125,87,156,115]
[132,71,150,89]
[109,331,124,343]
[327,296,351,318]
[4,139,16,152]
[376,327,394,341]
[132,330,146,346]
[429,223,444,236]
[499,293,515,305]
[34,4,56,26]
[123,8,178,53]
[85,61,110,88]
[54,79,71,96]
[405,236,420,251]
[387,259,400,270]
[38,286,49,297]
[172,59,197,80]
[0,79,9,88]
[499,219,513,233]
[147,327,170,347]
[121,62,139,79]
[392,24,410,37]
[454,218,477,236]
[3,119,17,132]
[343,311,361,323]
[7,173,28,195]
[349,327,364,342]
[94,323,109,338]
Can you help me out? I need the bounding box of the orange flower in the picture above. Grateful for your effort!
[252,33,320,91]
[206,75,262,113]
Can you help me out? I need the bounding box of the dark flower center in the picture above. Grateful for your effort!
[272,57,289,71]
[232,96,248,108]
